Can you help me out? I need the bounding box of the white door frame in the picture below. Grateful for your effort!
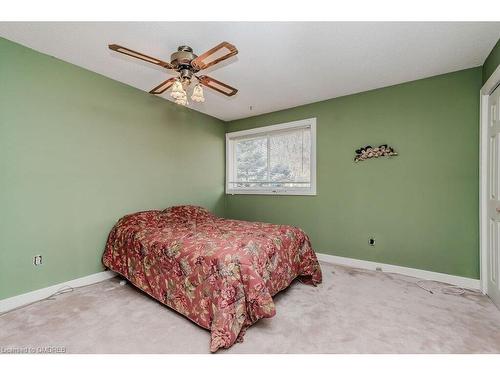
[480,65,500,294]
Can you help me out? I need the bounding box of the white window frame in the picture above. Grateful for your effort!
[225,118,317,196]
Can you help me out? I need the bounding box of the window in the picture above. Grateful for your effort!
[226,118,316,195]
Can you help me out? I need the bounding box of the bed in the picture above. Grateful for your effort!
[102,205,322,352]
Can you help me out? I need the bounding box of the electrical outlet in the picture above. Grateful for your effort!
[33,255,42,266]
[368,237,376,246]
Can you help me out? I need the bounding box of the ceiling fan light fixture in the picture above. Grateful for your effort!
[171,82,188,106]
[191,84,205,103]
[174,89,188,106]
[170,79,187,100]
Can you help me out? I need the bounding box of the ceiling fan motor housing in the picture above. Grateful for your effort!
[170,45,199,72]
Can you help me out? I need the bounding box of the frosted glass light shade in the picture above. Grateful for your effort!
[171,80,187,101]
[191,84,205,103]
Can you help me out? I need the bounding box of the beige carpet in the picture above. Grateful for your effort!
[1,261,500,354]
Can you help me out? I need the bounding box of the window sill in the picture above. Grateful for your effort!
[225,189,317,196]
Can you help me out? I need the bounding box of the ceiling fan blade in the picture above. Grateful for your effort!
[198,75,238,96]
[109,44,173,69]
[149,78,177,94]
[191,42,238,70]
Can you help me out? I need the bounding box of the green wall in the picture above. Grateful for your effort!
[0,38,225,299]
[225,68,482,279]
[483,38,500,84]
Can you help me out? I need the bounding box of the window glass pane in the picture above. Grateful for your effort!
[227,119,315,194]
[235,137,268,185]
[269,128,311,188]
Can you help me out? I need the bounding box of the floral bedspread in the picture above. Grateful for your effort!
[102,205,322,352]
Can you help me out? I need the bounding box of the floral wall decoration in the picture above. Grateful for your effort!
[354,144,398,162]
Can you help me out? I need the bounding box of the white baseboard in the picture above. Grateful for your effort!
[0,270,117,314]
[316,253,481,291]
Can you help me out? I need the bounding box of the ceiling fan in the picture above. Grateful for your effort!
[108,41,238,106]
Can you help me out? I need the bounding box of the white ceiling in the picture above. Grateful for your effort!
[1,22,499,121]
